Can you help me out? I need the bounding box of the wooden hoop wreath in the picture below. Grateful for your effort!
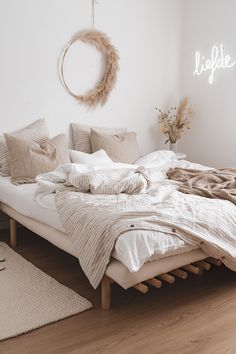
[60,30,119,108]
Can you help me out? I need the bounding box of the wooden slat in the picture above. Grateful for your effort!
[195,260,211,271]
[207,258,222,267]
[182,264,200,275]
[158,273,175,284]
[146,278,162,288]
[133,283,149,294]
[171,269,188,279]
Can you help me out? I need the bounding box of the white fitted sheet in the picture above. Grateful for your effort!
[0,177,64,231]
[0,176,197,272]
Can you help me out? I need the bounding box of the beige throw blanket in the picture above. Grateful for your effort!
[167,168,236,205]
[55,182,236,288]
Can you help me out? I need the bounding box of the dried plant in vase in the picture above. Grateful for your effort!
[156,96,193,151]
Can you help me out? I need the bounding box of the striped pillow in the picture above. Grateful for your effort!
[71,123,126,154]
[5,134,70,185]
[0,119,49,176]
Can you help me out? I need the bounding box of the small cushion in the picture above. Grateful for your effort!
[90,130,141,164]
[71,123,126,153]
[4,134,70,185]
[69,149,113,166]
[0,119,49,176]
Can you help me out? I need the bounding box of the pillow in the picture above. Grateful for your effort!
[135,150,177,166]
[0,119,49,177]
[69,149,113,166]
[4,134,70,185]
[71,123,126,153]
[90,130,141,164]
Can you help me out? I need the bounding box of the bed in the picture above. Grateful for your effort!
[1,120,234,309]
[0,174,215,309]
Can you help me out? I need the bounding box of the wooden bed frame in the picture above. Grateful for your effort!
[1,203,223,309]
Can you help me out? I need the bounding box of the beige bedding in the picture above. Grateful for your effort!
[0,203,207,290]
[167,167,236,205]
[55,168,236,289]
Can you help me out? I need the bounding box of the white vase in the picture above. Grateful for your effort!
[170,142,177,153]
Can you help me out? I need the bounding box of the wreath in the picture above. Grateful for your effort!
[60,30,119,108]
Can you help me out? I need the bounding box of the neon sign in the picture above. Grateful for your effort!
[193,44,236,84]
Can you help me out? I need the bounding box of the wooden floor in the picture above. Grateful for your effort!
[0,228,236,354]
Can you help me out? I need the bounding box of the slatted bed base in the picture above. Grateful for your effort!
[1,204,223,310]
[101,258,222,309]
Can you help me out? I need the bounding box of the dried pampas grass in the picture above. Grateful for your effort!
[157,97,193,144]
[60,30,119,108]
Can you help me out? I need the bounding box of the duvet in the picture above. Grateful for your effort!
[35,159,236,288]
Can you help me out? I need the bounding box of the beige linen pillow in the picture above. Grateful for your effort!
[0,119,49,176]
[4,134,70,185]
[71,123,126,153]
[90,130,141,164]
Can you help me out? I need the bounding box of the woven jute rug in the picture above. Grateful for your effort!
[0,242,92,341]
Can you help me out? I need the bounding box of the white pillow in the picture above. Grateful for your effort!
[69,149,113,166]
[135,150,177,166]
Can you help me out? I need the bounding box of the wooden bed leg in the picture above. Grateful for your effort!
[10,219,17,247]
[101,275,111,309]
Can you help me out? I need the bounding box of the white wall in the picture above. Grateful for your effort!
[179,0,236,167]
[0,0,183,154]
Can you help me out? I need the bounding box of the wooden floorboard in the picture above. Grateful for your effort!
[0,228,236,354]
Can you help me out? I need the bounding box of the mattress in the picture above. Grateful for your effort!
[0,176,197,272]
